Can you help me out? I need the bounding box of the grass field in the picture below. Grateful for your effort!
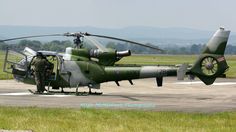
[0,51,13,79]
[0,107,236,132]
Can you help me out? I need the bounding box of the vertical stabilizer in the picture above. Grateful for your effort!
[202,27,230,55]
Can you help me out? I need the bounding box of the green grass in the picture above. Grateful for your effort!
[0,107,236,132]
[116,55,196,65]
[225,56,236,78]
[0,51,13,79]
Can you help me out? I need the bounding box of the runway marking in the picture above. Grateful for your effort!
[213,82,236,86]
[174,81,203,85]
[0,92,32,96]
[175,81,236,85]
[0,92,72,97]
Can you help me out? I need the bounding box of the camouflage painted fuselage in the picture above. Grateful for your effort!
[59,60,177,88]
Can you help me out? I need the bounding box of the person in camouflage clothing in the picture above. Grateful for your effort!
[31,52,53,93]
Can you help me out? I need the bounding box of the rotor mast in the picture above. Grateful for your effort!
[63,32,84,49]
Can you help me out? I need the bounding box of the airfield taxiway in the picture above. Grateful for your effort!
[0,77,236,112]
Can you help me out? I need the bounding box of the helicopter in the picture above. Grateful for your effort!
[0,27,230,95]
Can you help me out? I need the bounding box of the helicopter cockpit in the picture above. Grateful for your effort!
[3,35,107,83]
[3,47,62,85]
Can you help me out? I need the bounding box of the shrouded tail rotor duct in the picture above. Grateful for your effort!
[188,55,229,85]
[116,50,131,58]
[201,56,218,76]
[192,55,229,76]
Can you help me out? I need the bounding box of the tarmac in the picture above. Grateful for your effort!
[0,77,236,112]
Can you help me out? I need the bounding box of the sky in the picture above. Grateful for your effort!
[0,0,236,31]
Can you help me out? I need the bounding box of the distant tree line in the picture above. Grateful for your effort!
[0,40,236,54]
[0,40,73,52]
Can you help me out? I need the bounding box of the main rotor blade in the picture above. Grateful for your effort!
[0,34,63,42]
[84,33,164,52]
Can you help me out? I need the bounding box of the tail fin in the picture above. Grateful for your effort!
[188,27,230,85]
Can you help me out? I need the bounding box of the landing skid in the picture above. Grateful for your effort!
[76,91,103,96]
[28,89,103,96]
[28,89,53,95]
[48,91,103,96]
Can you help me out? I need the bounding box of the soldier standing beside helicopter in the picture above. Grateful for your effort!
[31,52,53,93]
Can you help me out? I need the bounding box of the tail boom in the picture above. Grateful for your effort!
[104,66,177,82]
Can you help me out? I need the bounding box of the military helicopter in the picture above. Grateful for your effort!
[0,27,230,95]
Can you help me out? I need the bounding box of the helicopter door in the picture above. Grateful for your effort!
[46,55,60,81]
[3,48,28,77]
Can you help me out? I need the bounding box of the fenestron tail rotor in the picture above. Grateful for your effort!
[201,56,218,76]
